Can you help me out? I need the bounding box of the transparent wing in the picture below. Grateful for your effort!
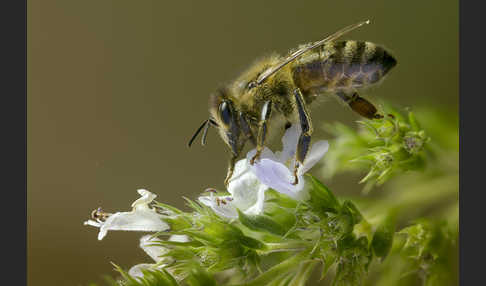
[255,20,370,85]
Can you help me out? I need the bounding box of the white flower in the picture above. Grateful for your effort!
[84,189,169,240]
[248,124,329,200]
[128,234,189,278]
[198,159,267,219]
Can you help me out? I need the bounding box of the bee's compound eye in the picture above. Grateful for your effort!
[219,101,232,125]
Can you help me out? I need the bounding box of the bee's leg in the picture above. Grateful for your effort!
[250,100,272,165]
[224,154,238,187]
[239,112,256,146]
[292,88,313,185]
[336,91,384,119]
[284,121,292,130]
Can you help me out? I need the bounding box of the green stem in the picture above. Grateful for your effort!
[261,241,312,254]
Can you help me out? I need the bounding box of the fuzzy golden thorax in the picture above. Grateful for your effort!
[207,54,300,157]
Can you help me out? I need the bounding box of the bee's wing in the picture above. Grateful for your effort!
[256,20,370,85]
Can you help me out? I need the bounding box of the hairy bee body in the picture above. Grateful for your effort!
[291,40,397,95]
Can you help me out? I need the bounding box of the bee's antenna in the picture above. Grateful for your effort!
[201,119,211,146]
[188,120,210,147]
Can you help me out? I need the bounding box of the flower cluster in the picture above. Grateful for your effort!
[83,108,458,286]
[321,109,431,191]
[199,124,329,218]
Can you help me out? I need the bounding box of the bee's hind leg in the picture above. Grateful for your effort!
[250,100,272,165]
[292,88,314,185]
[336,91,384,119]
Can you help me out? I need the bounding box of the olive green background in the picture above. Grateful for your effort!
[28,0,458,285]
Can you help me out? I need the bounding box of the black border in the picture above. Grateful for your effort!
[460,1,484,285]
[3,0,27,285]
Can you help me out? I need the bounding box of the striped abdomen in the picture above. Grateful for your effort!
[291,41,397,93]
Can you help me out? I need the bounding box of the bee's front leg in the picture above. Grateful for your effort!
[250,100,272,165]
[224,154,238,187]
[292,88,313,185]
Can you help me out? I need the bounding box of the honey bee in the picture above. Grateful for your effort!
[188,20,397,186]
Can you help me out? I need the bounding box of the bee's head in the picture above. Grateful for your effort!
[188,86,242,156]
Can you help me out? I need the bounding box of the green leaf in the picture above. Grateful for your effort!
[307,174,341,215]
[371,217,395,260]
[237,209,287,236]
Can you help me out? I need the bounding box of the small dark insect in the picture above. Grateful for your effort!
[90,207,111,222]
[189,20,397,186]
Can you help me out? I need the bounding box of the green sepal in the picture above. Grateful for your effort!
[265,189,298,209]
[154,201,184,215]
[237,209,287,236]
[240,234,266,250]
[340,200,363,225]
[320,252,337,280]
[371,216,395,261]
[163,215,193,232]
[185,264,218,286]
[307,174,341,215]
[112,263,180,286]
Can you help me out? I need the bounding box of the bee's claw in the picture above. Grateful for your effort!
[291,175,299,185]
[250,151,261,165]
[291,161,300,185]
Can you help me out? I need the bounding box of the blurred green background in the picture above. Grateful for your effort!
[27,0,458,285]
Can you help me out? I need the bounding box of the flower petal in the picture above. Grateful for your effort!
[168,234,189,242]
[298,140,329,175]
[198,195,238,219]
[246,147,278,163]
[251,157,304,199]
[242,183,266,216]
[228,158,268,212]
[128,263,161,279]
[97,210,169,240]
[131,189,157,211]
[140,235,167,262]
[276,124,301,163]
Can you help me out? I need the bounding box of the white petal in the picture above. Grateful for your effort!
[97,210,169,240]
[140,235,167,262]
[128,263,159,278]
[298,140,329,175]
[277,124,301,163]
[246,147,278,163]
[131,189,157,211]
[242,184,266,216]
[251,157,304,199]
[228,159,252,183]
[198,195,238,219]
[83,220,101,227]
[168,234,189,242]
[228,159,268,212]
